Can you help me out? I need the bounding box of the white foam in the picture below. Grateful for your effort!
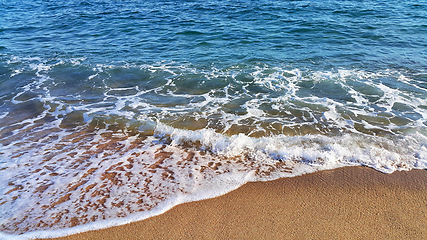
[0,111,8,119]
[155,123,427,171]
[2,123,425,238]
[1,58,427,237]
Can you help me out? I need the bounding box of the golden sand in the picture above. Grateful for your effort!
[45,166,427,240]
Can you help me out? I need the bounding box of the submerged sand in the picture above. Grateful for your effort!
[45,166,427,239]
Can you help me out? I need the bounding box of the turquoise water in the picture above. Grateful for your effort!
[1,0,427,237]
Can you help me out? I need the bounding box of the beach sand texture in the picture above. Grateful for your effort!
[46,167,427,240]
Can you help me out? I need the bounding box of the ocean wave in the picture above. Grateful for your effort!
[1,57,427,237]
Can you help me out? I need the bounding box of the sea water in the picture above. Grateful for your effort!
[1,0,427,238]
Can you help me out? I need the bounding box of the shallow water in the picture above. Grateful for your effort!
[1,0,427,238]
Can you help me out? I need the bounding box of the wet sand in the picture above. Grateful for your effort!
[46,166,427,240]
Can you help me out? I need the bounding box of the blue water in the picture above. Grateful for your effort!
[1,0,427,237]
[2,0,427,68]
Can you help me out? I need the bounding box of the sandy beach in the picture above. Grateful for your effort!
[42,166,427,240]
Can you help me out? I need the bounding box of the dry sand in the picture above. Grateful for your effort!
[46,166,427,240]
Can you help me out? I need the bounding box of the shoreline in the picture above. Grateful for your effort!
[35,166,427,239]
